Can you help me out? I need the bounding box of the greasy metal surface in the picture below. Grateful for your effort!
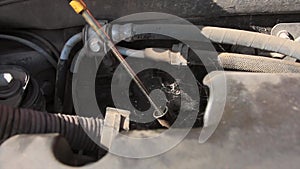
[1,72,300,168]
[1,0,300,29]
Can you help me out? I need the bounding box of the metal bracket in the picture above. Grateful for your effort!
[271,23,300,41]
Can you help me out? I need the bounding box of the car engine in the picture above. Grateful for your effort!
[0,0,300,168]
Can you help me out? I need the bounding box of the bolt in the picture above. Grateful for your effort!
[0,73,13,87]
[89,38,101,53]
[277,30,294,40]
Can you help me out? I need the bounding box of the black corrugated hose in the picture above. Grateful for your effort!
[0,104,103,153]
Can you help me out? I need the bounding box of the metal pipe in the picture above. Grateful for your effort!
[117,46,145,59]
[117,46,187,65]
[111,24,300,60]
[54,33,82,112]
[60,33,82,61]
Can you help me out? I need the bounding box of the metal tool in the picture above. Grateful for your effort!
[69,0,170,128]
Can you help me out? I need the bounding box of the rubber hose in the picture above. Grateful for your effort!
[11,31,60,59]
[0,104,102,152]
[0,34,57,68]
[218,53,300,73]
[201,27,300,60]
[0,30,60,59]
[54,33,82,112]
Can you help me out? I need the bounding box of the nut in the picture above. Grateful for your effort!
[0,73,13,87]
[89,38,101,53]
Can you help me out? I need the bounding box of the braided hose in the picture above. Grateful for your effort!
[0,105,103,152]
[218,53,300,73]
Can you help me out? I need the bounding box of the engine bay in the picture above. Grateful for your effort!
[0,0,300,168]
